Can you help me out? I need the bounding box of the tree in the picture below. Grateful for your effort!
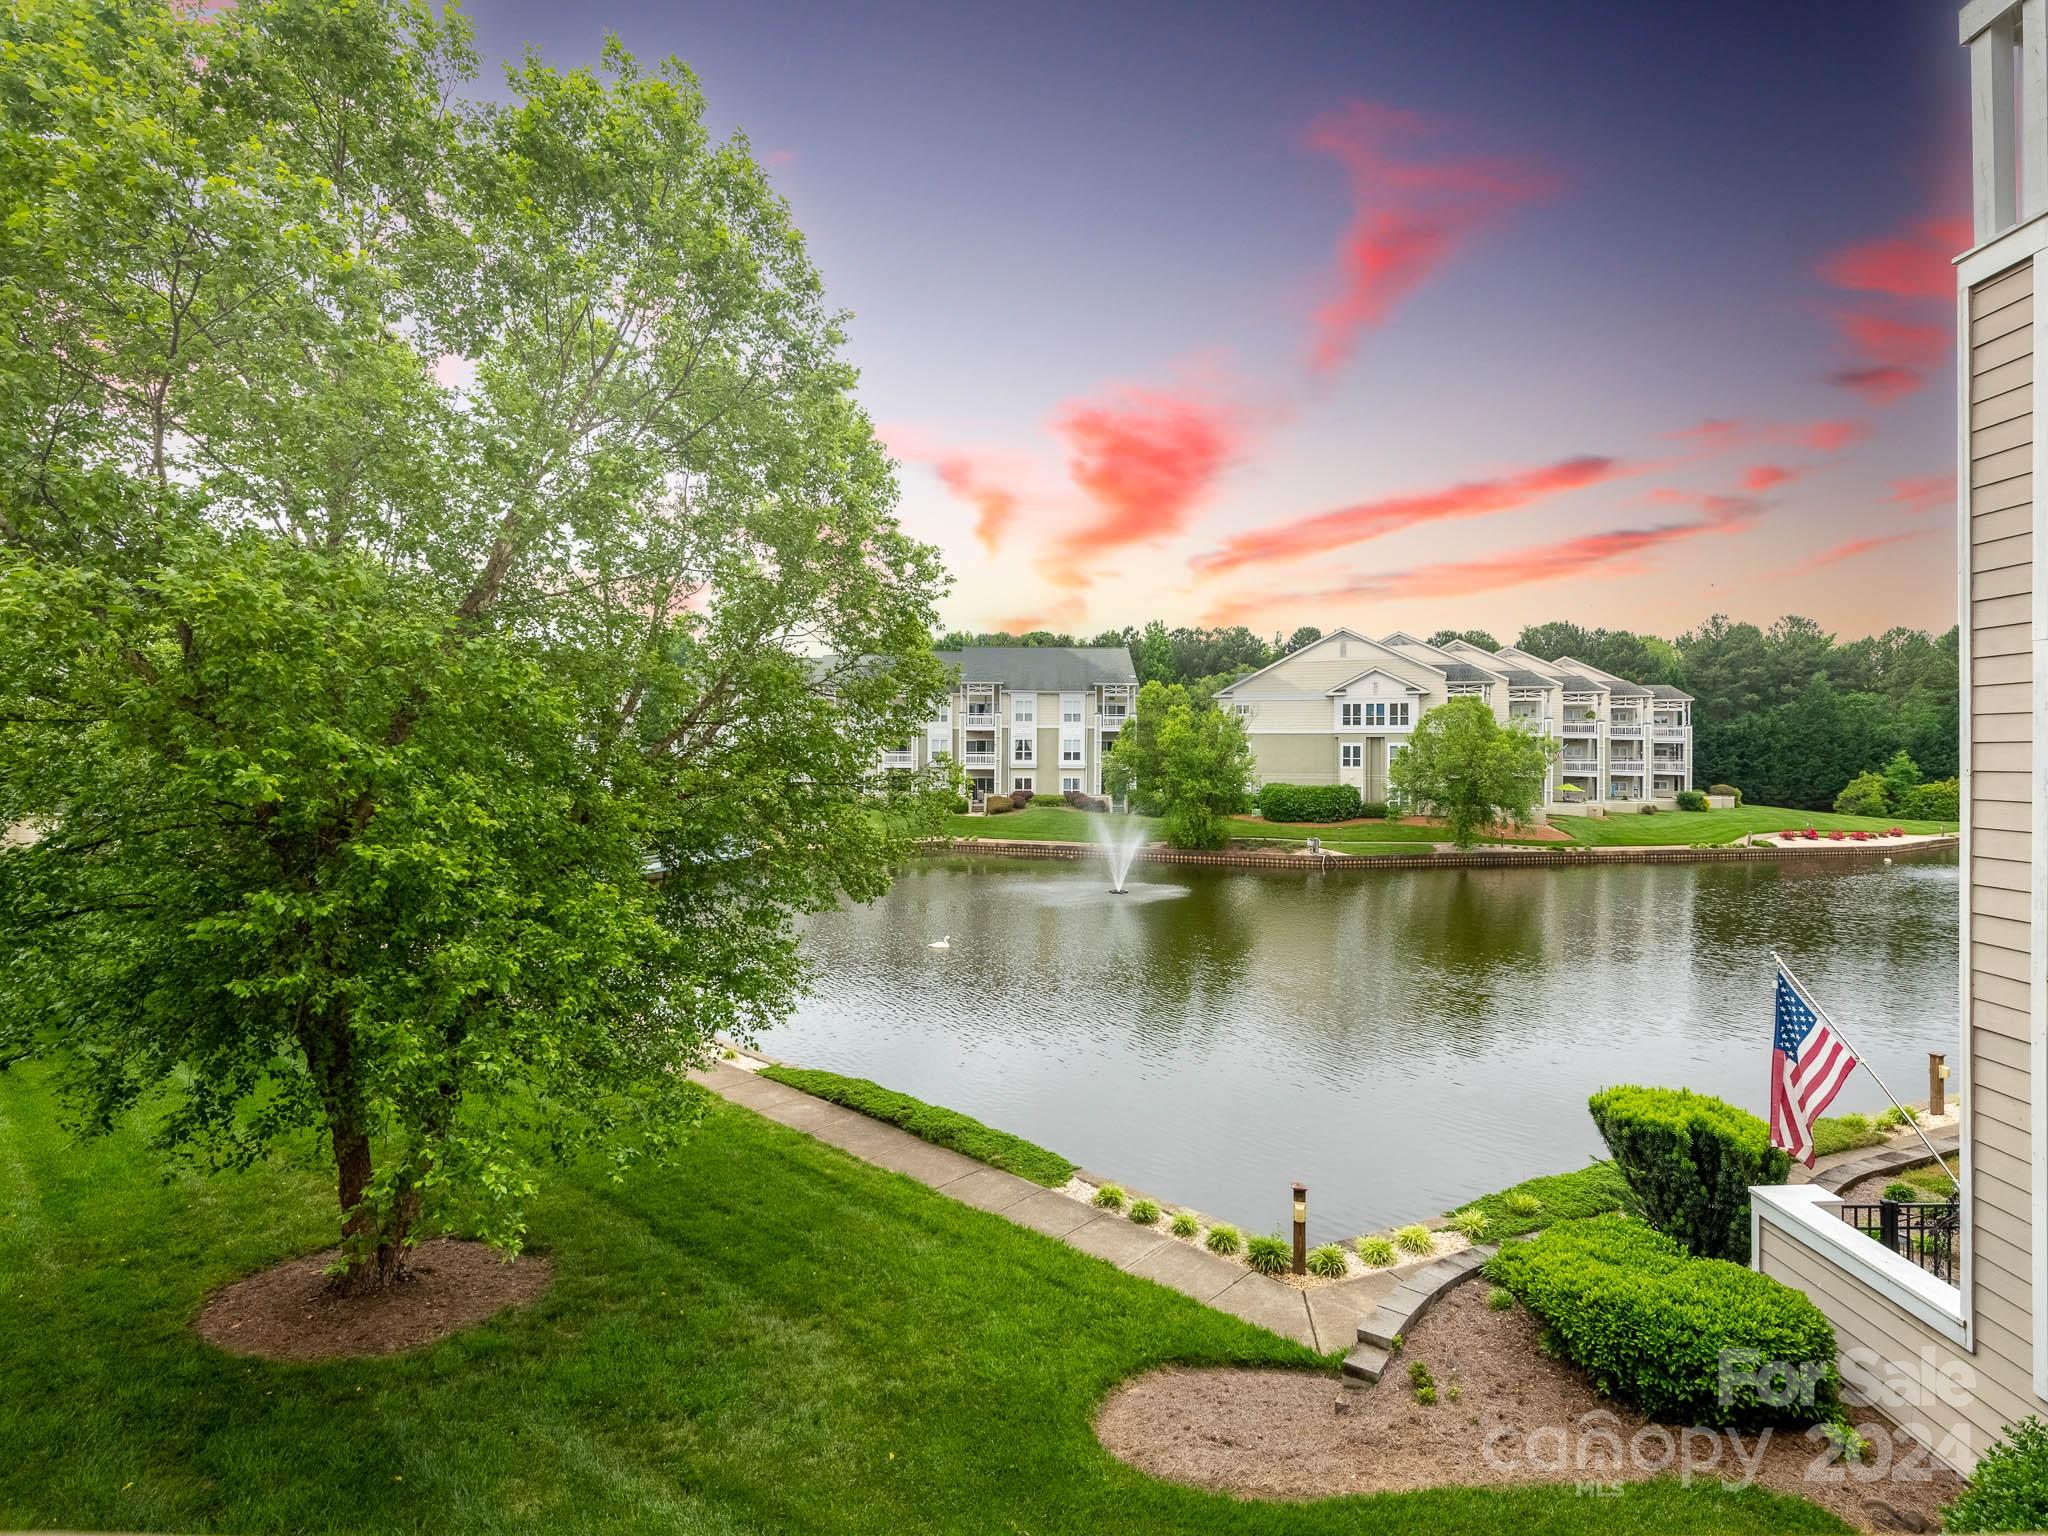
[1834,772,1890,818]
[1134,620,1174,685]
[0,0,948,1288]
[1428,628,1499,652]
[1389,699,1557,849]
[1103,682,1251,848]
[1284,625,1323,654]
[1879,749,1922,811]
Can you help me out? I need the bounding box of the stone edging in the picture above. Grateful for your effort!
[919,836,1957,874]
[1812,1131,1961,1196]
[1343,1243,1496,1383]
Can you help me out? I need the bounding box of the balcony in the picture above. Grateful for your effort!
[1653,724,1687,740]
[1608,723,1643,739]
[1609,760,1646,774]
[962,712,999,731]
[881,751,915,770]
[962,748,996,767]
[1562,721,1599,737]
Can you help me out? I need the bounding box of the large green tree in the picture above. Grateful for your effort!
[0,0,948,1287]
[1390,699,1557,849]
[1103,681,1251,849]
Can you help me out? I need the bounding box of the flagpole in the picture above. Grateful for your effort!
[1771,951,1959,1187]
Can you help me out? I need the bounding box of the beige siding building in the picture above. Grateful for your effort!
[1748,2,2041,1472]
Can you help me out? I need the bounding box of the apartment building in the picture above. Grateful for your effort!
[1746,5,2038,1473]
[1214,627,1693,812]
[881,647,1137,799]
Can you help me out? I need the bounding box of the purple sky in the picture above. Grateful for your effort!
[469,1,1968,642]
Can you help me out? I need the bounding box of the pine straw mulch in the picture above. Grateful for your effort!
[193,1237,551,1361]
[1095,1285,1959,1533]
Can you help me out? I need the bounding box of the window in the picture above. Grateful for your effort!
[1340,743,1362,769]
[1391,701,1410,727]
[1061,775,1081,793]
[1060,735,1083,765]
[1358,701,1411,727]
[1012,693,1035,726]
[1060,692,1083,725]
[1340,701,1362,727]
[1232,702,1253,718]
[1012,776,1033,794]
[1012,737,1034,765]
[926,725,950,760]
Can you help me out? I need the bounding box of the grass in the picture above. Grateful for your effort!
[1451,1161,1634,1242]
[757,1065,1075,1186]
[1885,1159,1958,1199]
[940,802,1951,854]
[1809,1113,1892,1159]
[0,1064,1851,1535]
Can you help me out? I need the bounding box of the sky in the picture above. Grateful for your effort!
[465,0,1970,644]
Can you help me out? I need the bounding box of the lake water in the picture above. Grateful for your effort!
[763,851,1961,1243]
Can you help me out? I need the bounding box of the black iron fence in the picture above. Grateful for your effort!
[1839,1197,1960,1285]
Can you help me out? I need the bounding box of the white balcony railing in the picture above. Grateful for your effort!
[1610,761,1646,774]
[962,749,996,766]
[963,713,998,730]
[1653,725,1687,740]
[881,752,915,770]
[1562,721,1599,737]
[1608,723,1644,739]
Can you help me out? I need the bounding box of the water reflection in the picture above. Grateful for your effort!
[769,852,1960,1242]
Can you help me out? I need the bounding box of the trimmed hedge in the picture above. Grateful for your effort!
[757,1067,1075,1186]
[1256,782,1362,823]
[1675,789,1708,812]
[1904,777,1959,821]
[1945,1416,2048,1531]
[1709,783,1742,805]
[1588,1085,1788,1262]
[1484,1215,1837,1428]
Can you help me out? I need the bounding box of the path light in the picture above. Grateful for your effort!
[1292,1182,1307,1276]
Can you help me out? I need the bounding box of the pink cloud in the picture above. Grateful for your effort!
[760,147,798,169]
[1793,528,1940,572]
[1193,454,1628,575]
[1302,102,1558,372]
[1792,419,1869,453]
[1829,364,1926,405]
[1742,463,1797,492]
[1044,386,1243,577]
[882,426,1033,554]
[1817,218,1970,300]
[1885,474,1954,515]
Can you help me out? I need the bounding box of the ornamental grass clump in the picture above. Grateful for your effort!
[1205,1223,1242,1257]
[1169,1210,1199,1239]
[1127,1198,1159,1225]
[1356,1233,1397,1267]
[1447,1208,1488,1240]
[1306,1243,1349,1279]
[1588,1085,1789,1262]
[1091,1183,1125,1211]
[1393,1223,1435,1256]
[1484,1215,1836,1428]
[1245,1234,1290,1275]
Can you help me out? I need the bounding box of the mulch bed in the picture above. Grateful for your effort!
[193,1237,552,1361]
[1095,1285,1959,1532]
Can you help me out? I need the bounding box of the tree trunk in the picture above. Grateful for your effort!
[329,1119,415,1294]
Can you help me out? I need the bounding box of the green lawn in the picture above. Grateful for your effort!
[1448,1161,1633,1242]
[0,1065,1847,1534]
[941,802,1950,852]
[757,1064,1076,1185]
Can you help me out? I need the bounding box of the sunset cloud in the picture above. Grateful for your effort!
[1194,454,1627,575]
[1824,313,1946,404]
[1742,464,1797,492]
[1045,385,1243,577]
[1793,528,1940,572]
[884,427,1032,554]
[1817,218,1969,300]
[1793,418,1870,453]
[1885,473,1954,514]
[1303,102,1557,372]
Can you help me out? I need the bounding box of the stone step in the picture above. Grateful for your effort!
[1342,1342,1391,1382]
[1356,1241,1497,1348]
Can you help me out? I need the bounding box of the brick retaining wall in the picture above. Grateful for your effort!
[915,835,1958,874]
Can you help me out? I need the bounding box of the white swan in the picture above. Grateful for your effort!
[928,935,951,950]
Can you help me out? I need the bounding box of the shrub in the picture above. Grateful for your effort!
[1904,778,1959,821]
[1876,1104,1918,1130]
[949,794,970,814]
[1169,1210,1199,1239]
[1204,1223,1242,1257]
[1356,1233,1397,1267]
[984,793,1013,815]
[1447,1208,1488,1240]
[1257,782,1363,823]
[1245,1233,1290,1274]
[1394,1223,1435,1256]
[1505,1191,1543,1217]
[1358,801,1390,819]
[1306,1242,1349,1278]
[1408,1360,1437,1404]
[1637,802,1658,814]
[1484,1215,1837,1427]
[1943,1415,2048,1531]
[1486,1286,1516,1312]
[1834,771,1889,818]
[1031,793,1065,807]
[1127,1198,1159,1225]
[1062,788,1092,810]
[1587,1085,1789,1262]
[756,1067,1075,1185]
[1882,1182,1919,1204]
[1092,1183,1125,1211]
[1675,789,1708,812]
[1709,783,1741,805]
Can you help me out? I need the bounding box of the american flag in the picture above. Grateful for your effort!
[1771,965,1859,1166]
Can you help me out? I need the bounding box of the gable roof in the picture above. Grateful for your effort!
[1379,631,1507,680]
[1647,683,1694,701]
[938,646,1137,690]
[1325,665,1428,696]
[1215,626,1402,695]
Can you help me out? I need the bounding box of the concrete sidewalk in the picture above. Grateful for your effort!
[689,1061,1393,1353]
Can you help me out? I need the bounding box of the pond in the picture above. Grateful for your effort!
[763,851,1961,1243]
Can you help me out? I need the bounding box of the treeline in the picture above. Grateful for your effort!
[939,615,1959,811]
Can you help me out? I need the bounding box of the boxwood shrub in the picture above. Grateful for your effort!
[1945,1416,2048,1531]
[1256,782,1362,823]
[1675,789,1708,811]
[1588,1085,1789,1261]
[1484,1215,1836,1428]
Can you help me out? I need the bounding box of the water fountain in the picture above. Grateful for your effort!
[1091,813,1148,893]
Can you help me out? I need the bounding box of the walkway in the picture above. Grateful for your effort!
[690,1061,1394,1353]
